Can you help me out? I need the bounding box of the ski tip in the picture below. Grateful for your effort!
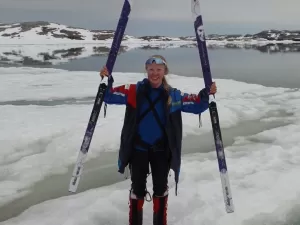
[226,207,235,213]
[68,176,80,193]
[225,202,235,213]
[68,185,78,193]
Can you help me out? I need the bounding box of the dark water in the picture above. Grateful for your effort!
[51,47,300,89]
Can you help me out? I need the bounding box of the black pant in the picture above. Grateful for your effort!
[130,148,170,198]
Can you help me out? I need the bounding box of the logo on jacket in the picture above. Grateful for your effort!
[183,94,199,102]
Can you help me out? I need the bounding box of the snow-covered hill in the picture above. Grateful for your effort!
[0,21,300,65]
[0,21,191,47]
[1,21,300,45]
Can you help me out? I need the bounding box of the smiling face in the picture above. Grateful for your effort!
[145,56,168,88]
[146,63,166,88]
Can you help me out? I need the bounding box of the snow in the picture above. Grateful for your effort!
[0,22,190,46]
[0,22,298,47]
[1,27,21,35]
[0,67,300,224]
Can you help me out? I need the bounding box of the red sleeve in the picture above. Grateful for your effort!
[127,84,137,108]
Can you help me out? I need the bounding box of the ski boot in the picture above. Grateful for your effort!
[153,193,168,225]
[129,191,144,225]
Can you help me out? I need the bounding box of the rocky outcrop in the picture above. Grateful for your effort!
[1,21,300,43]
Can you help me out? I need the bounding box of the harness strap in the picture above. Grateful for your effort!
[142,92,167,137]
[134,89,168,151]
[136,90,165,126]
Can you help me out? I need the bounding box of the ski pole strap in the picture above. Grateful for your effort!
[108,75,114,85]
[104,103,108,118]
[103,75,114,118]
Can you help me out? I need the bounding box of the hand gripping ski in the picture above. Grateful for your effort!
[69,0,132,193]
[191,0,234,213]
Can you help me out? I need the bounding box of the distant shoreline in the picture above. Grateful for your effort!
[0,21,299,45]
[1,21,300,66]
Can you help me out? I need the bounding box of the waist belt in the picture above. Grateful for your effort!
[134,135,167,151]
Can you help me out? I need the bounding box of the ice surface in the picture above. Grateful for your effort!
[1,124,300,225]
[0,67,300,224]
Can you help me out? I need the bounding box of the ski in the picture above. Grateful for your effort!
[68,0,132,193]
[191,0,234,213]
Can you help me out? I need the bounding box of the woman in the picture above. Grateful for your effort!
[100,55,217,225]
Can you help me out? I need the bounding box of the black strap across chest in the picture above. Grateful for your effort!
[136,90,166,132]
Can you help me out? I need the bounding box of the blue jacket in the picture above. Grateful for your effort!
[104,78,209,194]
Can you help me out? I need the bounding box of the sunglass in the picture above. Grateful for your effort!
[145,57,167,65]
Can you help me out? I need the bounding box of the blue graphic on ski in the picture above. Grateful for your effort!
[191,0,234,213]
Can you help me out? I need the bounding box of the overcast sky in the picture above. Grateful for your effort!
[1,0,299,36]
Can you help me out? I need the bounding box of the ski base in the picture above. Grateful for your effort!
[68,0,131,193]
[69,150,87,193]
[68,82,107,193]
[209,100,234,213]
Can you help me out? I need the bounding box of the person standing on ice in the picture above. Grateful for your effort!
[100,55,217,225]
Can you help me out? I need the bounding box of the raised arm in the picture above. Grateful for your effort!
[104,83,135,105]
[180,88,209,114]
[180,82,217,114]
[100,65,134,105]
